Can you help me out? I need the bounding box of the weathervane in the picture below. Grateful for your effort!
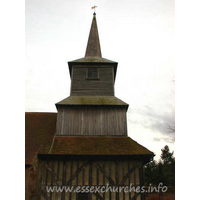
[91,6,98,14]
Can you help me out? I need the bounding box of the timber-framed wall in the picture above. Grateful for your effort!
[37,157,145,200]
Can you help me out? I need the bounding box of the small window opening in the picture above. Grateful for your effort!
[86,67,99,79]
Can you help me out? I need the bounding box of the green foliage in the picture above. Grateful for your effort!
[144,145,175,186]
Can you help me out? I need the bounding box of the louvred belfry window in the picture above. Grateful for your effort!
[86,67,99,79]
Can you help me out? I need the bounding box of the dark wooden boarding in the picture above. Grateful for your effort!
[70,65,115,96]
[56,106,127,136]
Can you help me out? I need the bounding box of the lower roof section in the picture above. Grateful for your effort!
[25,112,57,165]
[56,96,128,107]
[39,136,153,158]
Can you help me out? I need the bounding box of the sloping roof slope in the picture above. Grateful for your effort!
[69,56,117,64]
[56,96,128,107]
[25,112,57,165]
[40,136,153,156]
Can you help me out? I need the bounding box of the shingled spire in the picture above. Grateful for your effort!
[85,13,102,57]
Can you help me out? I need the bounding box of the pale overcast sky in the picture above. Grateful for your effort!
[25,0,175,160]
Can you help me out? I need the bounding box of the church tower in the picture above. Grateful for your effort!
[56,12,128,137]
[36,13,153,200]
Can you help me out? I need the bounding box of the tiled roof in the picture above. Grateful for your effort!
[40,136,153,157]
[25,112,57,165]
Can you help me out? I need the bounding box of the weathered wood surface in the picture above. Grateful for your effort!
[56,106,127,136]
[70,65,114,96]
[38,159,143,200]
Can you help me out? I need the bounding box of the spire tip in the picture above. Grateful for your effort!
[85,9,102,58]
[91,6,97,15]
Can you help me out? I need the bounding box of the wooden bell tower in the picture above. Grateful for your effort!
[55,12,127,137]
[37,13,153,200]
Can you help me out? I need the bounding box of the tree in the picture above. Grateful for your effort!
[167,123,175,132]
[160,145,175,186]
[144,145,175,186]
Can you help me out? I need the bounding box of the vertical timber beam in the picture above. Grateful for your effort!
[50,161,54,200]
[139,165,145,200]
[37,162,43,200]
[69,161,73,200]
[109,162,111,200]
[61,161,66,200]
[128,162,131,200]
[103,162,105,200]
[89,161,93,185]
[115,160,119,200]
[122,162,125,200]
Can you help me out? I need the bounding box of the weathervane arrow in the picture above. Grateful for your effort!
[91,6,98,13]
